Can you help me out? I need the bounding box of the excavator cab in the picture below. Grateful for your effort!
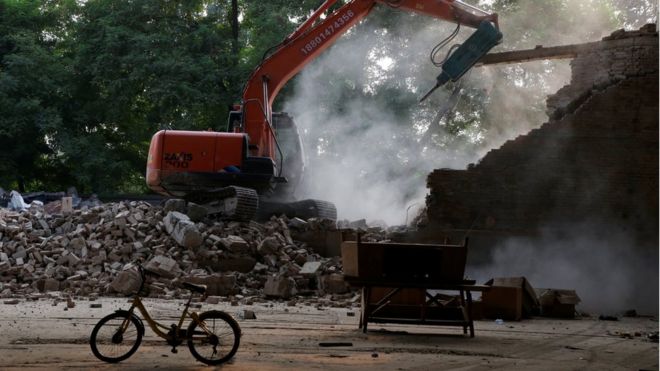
[227,110,242,132]
[221,109,306,201]
[271,112,306,201]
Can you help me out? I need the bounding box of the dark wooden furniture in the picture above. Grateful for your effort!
[342,238,489,337]
[345,278,489,337]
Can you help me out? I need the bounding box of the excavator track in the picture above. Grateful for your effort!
[257,198,337,221]
[187,186,259,222]
[292,199,337,220]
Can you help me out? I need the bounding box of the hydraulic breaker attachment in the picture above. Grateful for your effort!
[421,21,503,102]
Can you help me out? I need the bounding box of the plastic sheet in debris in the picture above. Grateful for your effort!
[9,191,30,211]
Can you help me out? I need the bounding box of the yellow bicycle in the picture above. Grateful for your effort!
[89,264,241,365]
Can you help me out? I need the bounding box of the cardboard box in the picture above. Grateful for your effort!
[485,277,540,317]
[481,286,523,320]
[61,197,73,214]
[341,241,359,277]
[536,288,581,318]
[471,300,484,320]
[366,288,466,321]
[369,287,425,305]
[294,229,344,257]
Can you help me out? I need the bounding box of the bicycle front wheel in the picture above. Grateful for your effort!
[187,310,241,365]
[90,311,143,363]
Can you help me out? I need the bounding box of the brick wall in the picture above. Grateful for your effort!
[422,25,658,249]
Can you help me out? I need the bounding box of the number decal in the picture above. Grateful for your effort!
[300,10,356,56]
[164,152,193,168]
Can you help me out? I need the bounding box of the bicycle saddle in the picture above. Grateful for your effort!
[183,282,207,294]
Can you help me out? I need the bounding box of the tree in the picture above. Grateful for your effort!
[55,0,240,193]
[0,0,73,191]
[0,0,654,198]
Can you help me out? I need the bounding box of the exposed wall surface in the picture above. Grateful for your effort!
[419,25,658,313]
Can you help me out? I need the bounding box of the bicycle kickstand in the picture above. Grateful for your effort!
[170,324,179,354]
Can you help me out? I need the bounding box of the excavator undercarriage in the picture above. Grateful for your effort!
[183,186,337,222]
[184,185,337,222]
[149,112,337,222]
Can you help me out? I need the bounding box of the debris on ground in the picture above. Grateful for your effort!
[0,198,399,306]
[536,288,581,318]
[622,309,637,317]
[319,342,353,347]
[240,309,257,319]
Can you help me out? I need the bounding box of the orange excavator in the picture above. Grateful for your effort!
[146,0,501,221]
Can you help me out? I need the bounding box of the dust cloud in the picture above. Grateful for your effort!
[283,14,470,225]
[282,1,635,225]
[469,222,659,315]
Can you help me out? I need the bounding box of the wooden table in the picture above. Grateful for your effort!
[345,278,490,337]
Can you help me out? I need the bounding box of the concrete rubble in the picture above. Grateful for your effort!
[0,198,395,307]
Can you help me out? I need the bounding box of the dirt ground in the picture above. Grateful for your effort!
[0,297,657,370]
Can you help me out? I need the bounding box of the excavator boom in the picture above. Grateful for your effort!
[242,0,499,161]
[146,0,501,221]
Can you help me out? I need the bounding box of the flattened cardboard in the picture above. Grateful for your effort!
[536,288,581,318]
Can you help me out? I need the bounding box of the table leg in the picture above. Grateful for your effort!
[460,289,468,334]
[358,290,363,329]
[466,290,474,338]
[362,286,371,333]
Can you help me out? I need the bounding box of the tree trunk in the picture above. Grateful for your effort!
[230,0,239,57]
[17,176,25,193]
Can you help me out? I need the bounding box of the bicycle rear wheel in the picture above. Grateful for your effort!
[187,310,241,365]
[90,311,143,363]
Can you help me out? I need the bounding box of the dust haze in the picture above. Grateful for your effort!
[280,2,658,314]
[469,222,659,315]
[283,1,622,224]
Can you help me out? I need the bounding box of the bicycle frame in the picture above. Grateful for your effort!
[91,264,240,366]
[118,285,211,342]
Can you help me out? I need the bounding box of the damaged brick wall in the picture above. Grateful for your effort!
[422,25,658,249]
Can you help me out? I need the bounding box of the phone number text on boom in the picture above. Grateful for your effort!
[300,10,355,56]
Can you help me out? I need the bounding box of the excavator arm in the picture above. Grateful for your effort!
[146,0,501,221]
[240,0,500,161]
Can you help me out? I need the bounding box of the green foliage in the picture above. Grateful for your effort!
[73,0,235,130]
[56,0,239,192]
[0,0,72,191]
[0,0,653,194]
[240,0,320,107]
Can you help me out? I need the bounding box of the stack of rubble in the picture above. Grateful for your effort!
[0,199,387,306]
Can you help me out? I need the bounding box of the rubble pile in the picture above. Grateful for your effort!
[0,199,384,307]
